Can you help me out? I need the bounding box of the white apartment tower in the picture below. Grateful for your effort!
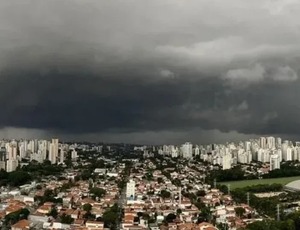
[245,141,251,151]
[270,155,280,171]
[71,149,78,160]
[5,141,18,172]
[49,139,59,164]
[276,137,282,148]
[222,154,232,170]
[267,136,275,149]
[126,179,136,199]
[260,137,267,149]
[286,147,292,161]
[194,146,200,156]
[28,140,35,153]
[19,142,26,159]
[6,159,18,172]
[181,142,193,158]
[171,147,179,158]
[59,149,65,164]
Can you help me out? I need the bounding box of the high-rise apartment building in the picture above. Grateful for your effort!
[126,179,136,199]
[181,142,193,158]
[270,155,280,171]
[267,136,275,149]
[222,154,232,170]
[49,139,59,164]
[260,137,267,149]
[0,147,6,171]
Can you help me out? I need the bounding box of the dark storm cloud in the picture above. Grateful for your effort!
[0,0,300,143]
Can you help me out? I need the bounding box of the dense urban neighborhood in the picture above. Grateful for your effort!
[0,137,300,229]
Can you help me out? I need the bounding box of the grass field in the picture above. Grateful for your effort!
[219,176,300,189]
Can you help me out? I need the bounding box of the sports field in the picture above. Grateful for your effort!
[219,176,300,189]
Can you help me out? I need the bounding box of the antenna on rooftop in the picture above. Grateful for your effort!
[246,192,250,206]
[277,204,280,221]
[179,187,182,206]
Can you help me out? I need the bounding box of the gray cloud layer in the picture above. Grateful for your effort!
[0,0,300,143]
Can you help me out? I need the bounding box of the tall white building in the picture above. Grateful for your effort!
[276,137,282,148]
[39,140,48,161]
[6,159,18,172]
[59,149,65,164]
[19,142,26,159]
[222,154,232,170]
[260,137,267,149]
[282,142,288,161]
[277,149,283,162]
[28,140,35,153]
[181,142,193,158]
[270,155,280,171]
[31,150,44,163]
[126,180,136,199]
[286,147,292,161]
[245,141,251,152]
[0,147,6,171]
[7,141,17,160]
[71,149,78,160]
[171,147,179,158]
[194,146,200,156]
[267,136,275,149]
[257,149,264,162]
[49,139,59,164]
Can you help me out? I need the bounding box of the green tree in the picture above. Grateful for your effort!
[176,209,182,215]
[48,207,58,219]
[4,208,30,226]
[200,206,212,222]
[160,190,171,199]
[196,190,206,197]
[157,177,164,184]
[60,214,74,224]
[235,207,246,218]
[83,203,92,212]
[165,213,176,223]
[83,211,96,220]
[90,187,106,198]
[247,220,280,230]
[217,223,229,230]
[8,171,31,186]
[103,209,118,228]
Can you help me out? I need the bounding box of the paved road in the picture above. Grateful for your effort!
[116,188,127,230]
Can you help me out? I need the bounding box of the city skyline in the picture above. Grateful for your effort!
[2,129,300,146]
[0,1,300,144]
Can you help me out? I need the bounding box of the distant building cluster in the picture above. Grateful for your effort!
[156,137,300,171]
[0,139,79,172]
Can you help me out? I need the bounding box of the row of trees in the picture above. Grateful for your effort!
[35,189,63,205]
[21,160,64,177]
[232,189,279,217]
[209,166,245,182]
[0,169,31,187]
[0,159,68,188]
[4,208,30,226]
[264,162,300,179]
[210,161,300,183]
[246,212,300,230]
[237,184,283,193]
[102,204,120,229]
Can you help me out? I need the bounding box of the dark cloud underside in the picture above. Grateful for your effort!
[0,0,300,143]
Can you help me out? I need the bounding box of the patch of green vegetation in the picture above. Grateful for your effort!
[219,176,300,189]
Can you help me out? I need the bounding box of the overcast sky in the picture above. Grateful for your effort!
[0,0,300,144]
